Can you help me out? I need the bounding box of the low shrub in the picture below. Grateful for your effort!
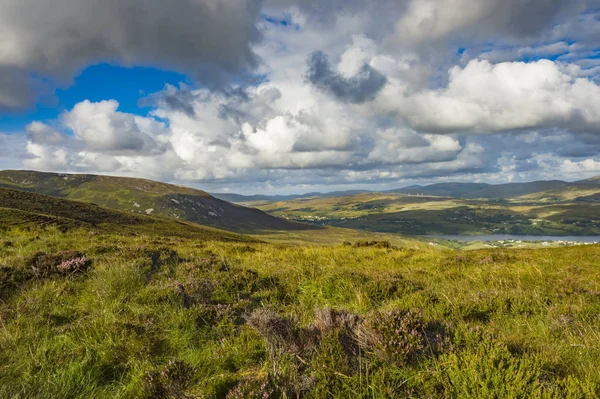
[439,340,546,398]
[357,309,451,366]
[352,241,393,249]
[141,360,196,399]
[246,308,309,358]
[27,250,92,277]
[225,377,276,399]
[0,265,33,298]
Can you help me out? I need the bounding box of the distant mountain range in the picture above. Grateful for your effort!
[0,170,313,233]
[212,190,368,204]
[213,177,600,204]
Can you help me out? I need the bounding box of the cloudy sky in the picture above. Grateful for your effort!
[1,0,600,194]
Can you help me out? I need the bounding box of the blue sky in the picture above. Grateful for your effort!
[1,0,600,194]
[0,64,189,132]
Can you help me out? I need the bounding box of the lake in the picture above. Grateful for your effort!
[425,235,600,243]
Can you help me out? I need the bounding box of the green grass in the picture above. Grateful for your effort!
[1,221,600,398]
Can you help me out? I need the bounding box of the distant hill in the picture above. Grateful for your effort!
[389,180,597,200]
[213,177,600,204]
[578,176,600,185]
[211,193,305,204]
[0,187,253,241]
[392,183,492,198]
[0,170,313,233]
[212,190,369,204]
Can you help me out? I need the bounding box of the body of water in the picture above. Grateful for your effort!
[425,235,600,243]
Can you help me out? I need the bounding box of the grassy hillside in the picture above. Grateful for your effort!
[253,192,600,236]
[0,187,254,242]
[1,221,599,398]
[0,170,310,233]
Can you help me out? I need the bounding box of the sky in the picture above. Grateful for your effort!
[1,0,600,194]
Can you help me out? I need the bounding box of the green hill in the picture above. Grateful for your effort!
[0,187,253,242]
[392,180,599,200]
[0,170,312,233]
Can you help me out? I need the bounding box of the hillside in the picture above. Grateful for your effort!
[0,170,312,233]
[0,187,253,242]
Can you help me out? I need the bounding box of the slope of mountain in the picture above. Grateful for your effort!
[0,170,313,232]
[0,187,253,241]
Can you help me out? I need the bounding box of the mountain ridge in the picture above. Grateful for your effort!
[214,177,600,203]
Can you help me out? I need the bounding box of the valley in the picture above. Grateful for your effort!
[236,185,600,237]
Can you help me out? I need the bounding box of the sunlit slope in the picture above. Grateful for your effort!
[0,170,312,232]
[0,187,254,242]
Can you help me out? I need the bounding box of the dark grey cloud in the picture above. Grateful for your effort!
[0,67,38,112]
[162,92,197,118]
[26,122,65,145]
[306,51,387,103]
[140,85,197,117]
[141,84,258,120]
[554,133,600,158]
[484,0,583,39]
[0,133,28,170]
[269,0,589,45]
[265,0,406,38]
[0,0,262,111]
